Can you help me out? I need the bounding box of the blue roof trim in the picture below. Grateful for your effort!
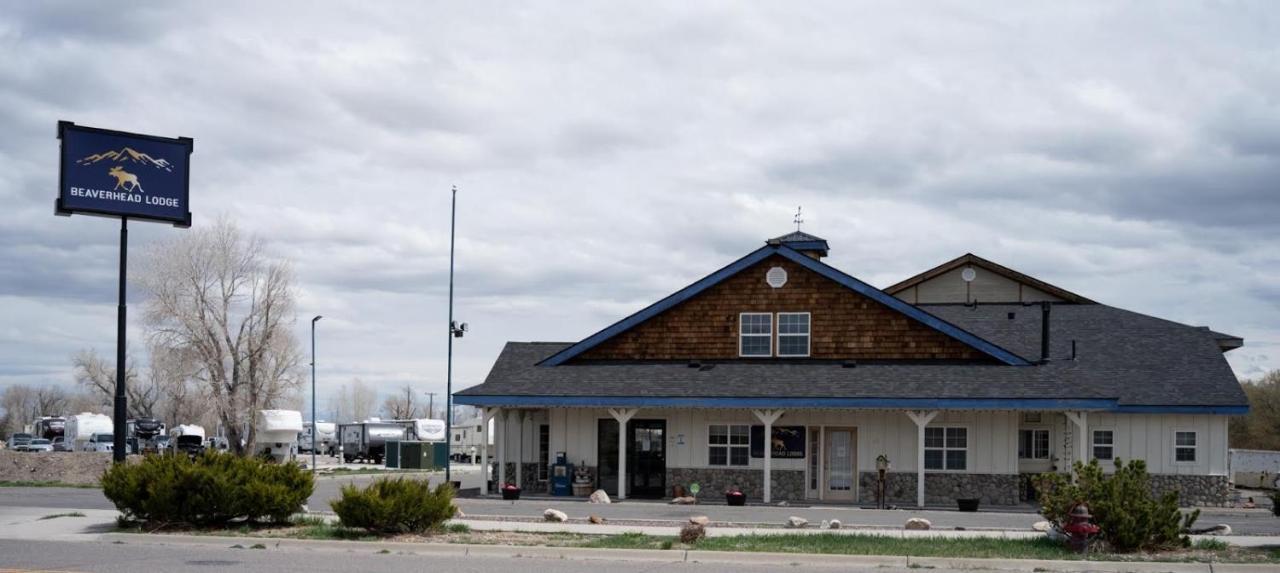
[771,247,1031,366]
[539,246,780,366]
[1112,405,1249,415]
[540,244,1032,367]
[453,394,1246,414]
[454,394,1115,410]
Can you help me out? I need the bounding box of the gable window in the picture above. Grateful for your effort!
[1175,431,1197,462]
[1092,430,1114,461]
[924,427,967,471]
[739,313,772,357]
[709,424,750,466]
[777,312,811,357]
[1018,429,1049,460]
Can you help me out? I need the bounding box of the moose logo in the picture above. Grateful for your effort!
[76,146,173,195]
[107,166,144,193]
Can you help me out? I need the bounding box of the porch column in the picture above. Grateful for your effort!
[608,408,638,500]
[906,410,938,509]
[497,410,509,490]
[753,409,785,503]
[479,407,498,495]
[1064,411,1089,466]
[516,411,527,490]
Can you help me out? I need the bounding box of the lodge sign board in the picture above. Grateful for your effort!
[56,121,193,227]
[750,425,806,459]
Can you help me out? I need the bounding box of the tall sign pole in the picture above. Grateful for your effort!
[113,217,128,462]
[56,121,193,463]
[311,315,322,473]
[445,186,457,484]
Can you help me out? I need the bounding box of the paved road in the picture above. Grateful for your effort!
[6,484,1280,535]
[0,538,937,573]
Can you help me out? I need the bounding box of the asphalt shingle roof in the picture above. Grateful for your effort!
[457,303,1246,408]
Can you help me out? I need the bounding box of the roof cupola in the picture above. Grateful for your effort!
[767,231,829,259]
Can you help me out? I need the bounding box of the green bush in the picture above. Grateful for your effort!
[101,451,313,526]
[330,477,456,534]
[1035,459,1197,552]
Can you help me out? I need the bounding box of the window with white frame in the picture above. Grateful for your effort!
[1175,431,1197,462]
[924,427,967,470]
[777,313,811,357]
[1018,429,1050,460]
[739,313,772,357]
[709,424,750,466]
[1092,430,1114,461]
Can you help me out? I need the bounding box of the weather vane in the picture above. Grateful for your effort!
[793,205,804,231]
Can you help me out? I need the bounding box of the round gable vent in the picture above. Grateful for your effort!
[766,266,788,288]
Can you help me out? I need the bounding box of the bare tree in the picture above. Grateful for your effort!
[71,349,160,419]
[135,219,303,454]
[349,378,377,422]
[0,384,72,438]
[382,385,418,420]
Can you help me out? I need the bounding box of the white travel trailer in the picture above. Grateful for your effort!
[255,410,304,463]
[394,419,446,442]
[64,413,112,453]
[300,421,337,455]
[170,424,206,456]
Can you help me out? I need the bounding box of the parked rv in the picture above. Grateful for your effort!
[126,418,166,455]
[255,410,303,463]
[300,421,337,455]
[169,425,206,457]
[392,418,446,442]
[34,417,66,441]
[337,421,405,464]
[65,413,113,453]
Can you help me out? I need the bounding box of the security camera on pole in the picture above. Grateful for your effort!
[445,186,468,486]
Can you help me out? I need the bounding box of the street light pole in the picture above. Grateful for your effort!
[446,186,457,485]
[310,315,322,473]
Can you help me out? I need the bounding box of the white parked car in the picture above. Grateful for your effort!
[84,433,114,453]
[24,439,54,453]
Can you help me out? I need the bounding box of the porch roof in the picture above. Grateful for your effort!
[455,304,1248,414]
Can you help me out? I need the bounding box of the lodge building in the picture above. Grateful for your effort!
[454,232,1247,507]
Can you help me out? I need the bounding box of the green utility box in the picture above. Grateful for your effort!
[384,440,401,469]
[395,441,448,470]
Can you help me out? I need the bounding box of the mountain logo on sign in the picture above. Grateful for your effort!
[76,147,174,172]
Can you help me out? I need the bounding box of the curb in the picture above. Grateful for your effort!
[98,532,1280,572]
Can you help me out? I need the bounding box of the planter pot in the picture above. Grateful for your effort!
[726,493,746,506]
[502,489,521,500]
[957,498,980,512]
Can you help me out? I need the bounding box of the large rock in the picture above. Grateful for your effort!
[828,519,842,530]
[1190,524,1232,536]
[680,522,706,543]
[689,515,710,526]
[543,508,568,522]
[904,518,932,530]
[786,516,809,529]
[669,496,698,505]
[589,515,605,524]
[1031,520,1052,532]
[589,489,612,504]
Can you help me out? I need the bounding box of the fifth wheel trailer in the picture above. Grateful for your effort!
[338,421,405,464]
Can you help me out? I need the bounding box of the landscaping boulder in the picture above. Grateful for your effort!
[828,519,842,530]
[904,517,931,530]
[543,508,568,522]
[680,522,706,543]
[669,496,698,505]
[1190,524,1232,536]
[1031,520,1051,532]
[786,516,809,528]
[589,515,605,524]
[689,515,710,526]
[589,489,612,504]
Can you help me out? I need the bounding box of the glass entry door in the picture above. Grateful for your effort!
[597,418,667,498]
[824,427,856,502]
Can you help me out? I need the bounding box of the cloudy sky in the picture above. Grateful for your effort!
[2,2,1278,417]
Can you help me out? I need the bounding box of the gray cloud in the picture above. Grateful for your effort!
[2,1,1278,410]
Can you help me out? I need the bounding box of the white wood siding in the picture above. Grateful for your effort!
[901,267,1064,304]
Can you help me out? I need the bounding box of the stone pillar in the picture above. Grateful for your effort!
[1064,411,1089,466]
[906,410,938,509]
[753,409,784,503]
[608,408,638,500]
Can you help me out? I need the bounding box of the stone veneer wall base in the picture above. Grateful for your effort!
[667,467,806,501]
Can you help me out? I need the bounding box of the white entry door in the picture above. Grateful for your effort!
[824,427,856,501]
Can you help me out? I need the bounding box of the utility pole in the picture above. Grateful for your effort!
[425,392,438,420]
[310,315,322,473]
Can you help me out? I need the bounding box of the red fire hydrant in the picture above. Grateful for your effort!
[1062,503,1100,553]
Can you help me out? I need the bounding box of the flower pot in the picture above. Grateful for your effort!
[957,498,980,512]
[726,492,746,506]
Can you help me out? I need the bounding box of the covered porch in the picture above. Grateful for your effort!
[468,401,1111,507]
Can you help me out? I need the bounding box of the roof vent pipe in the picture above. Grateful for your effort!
[1040,301,1051,363]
